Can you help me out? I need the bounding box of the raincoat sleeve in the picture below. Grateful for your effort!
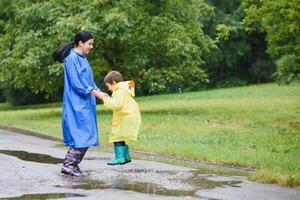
[103,90,124,110]
[65,57,94,96]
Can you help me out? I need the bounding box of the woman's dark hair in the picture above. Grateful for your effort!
[52,30,93,62]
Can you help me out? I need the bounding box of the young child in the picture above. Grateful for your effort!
[97,71,141,165]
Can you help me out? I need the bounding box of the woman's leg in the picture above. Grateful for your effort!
[74,147,88,172]
[61,147,88,176]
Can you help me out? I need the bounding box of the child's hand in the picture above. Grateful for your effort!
[100,92,110,99]
[91,90,109,100]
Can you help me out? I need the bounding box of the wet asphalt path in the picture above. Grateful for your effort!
[0,129,299,200]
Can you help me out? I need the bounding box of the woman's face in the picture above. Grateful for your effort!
[79,38,94,55]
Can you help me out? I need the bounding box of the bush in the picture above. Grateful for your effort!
[216,77,248,88]
[250,58,275,83]
[4,87,52,106]
[141,66,208,94]
[274,54,300,84]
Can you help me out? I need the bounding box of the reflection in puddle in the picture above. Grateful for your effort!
[56,169,242,198]
[0,193,85,200]
[187,171,242,189]
[84,157,108,161]
[56,180,196,197]
[0,150,63,164]
[120,169,242,190]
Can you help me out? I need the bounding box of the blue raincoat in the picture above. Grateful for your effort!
[62,49,100,148]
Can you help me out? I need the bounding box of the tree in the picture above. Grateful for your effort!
[242,0,300,83]
[0,0,216,105]
[203,0,275,86]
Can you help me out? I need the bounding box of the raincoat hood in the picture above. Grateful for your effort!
[113,81,135,97]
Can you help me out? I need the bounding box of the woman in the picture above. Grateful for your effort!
[53,30,104,176]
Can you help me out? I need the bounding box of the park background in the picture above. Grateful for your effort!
[0,0,299,186]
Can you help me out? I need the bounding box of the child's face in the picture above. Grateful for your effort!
[105,82,116,91]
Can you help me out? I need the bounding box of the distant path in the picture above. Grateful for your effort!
[0,129,299,200]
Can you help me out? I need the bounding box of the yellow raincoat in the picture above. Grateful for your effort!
[103,81,141,143]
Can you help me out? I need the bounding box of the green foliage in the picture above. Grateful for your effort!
[215,24,238,41]
[242,0,300,83]
[250,57,275,83]
[204,0,275,85]
[1,0,297,103]
[215,77,247,88]
[4,87,50,106]
[142,66,208,94]
[0,0,215,103]
[92,0,215,94]
[0,82,5,102]
[274,54,300,84]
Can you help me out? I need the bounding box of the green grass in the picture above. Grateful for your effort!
[0,83,299,186]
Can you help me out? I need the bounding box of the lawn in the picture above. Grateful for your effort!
[0,83,299,186]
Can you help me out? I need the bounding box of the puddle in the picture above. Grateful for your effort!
[84,157,108,161]
[120,169,242,189]
[56,179,196,197]
[0,150,63,164]
[56,169,242,198]
[187,170,242,189]
[139,156,252,176]
[0,193,85,200]
[0,149,242,198]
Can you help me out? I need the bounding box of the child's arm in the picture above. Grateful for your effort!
[103,90,124,110]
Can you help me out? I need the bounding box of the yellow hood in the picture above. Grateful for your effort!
[113,81,135,97]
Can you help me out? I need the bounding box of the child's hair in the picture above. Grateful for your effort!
[52,30,93,62]
[104,71,124,84]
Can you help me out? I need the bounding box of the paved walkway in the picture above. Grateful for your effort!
[0,129,299,200]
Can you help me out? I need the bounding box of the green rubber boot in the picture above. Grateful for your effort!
[125,145,131,163]
[107,145,126,165]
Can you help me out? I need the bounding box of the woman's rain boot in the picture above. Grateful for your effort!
[107,145,126,165]
[73,147,88,176]
[61,147,87,177]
